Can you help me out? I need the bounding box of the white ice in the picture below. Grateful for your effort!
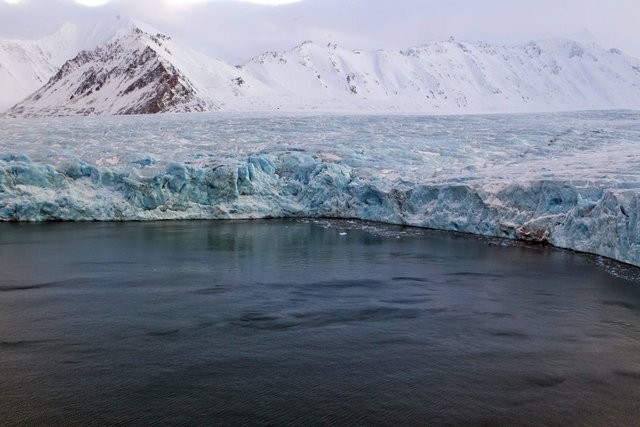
[1,110,640,267]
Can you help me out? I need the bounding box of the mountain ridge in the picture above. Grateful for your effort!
[8,28,213,116]
[0,18,140,111]
[3,21,640,116]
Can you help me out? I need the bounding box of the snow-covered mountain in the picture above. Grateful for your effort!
[3,22,640,116]
[5,23,276,117]
[243,38,640,113]
[9,29,211,116]
[0,18,135,112]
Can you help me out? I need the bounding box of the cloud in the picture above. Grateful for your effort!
[0,0,639,62]
[75,0,111,6]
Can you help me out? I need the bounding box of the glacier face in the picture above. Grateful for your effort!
[1,111,640,266]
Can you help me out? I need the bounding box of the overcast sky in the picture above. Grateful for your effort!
[1,0,639,62]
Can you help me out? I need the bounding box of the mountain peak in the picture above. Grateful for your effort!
[3,19,247,117]
[127,18,170,40]
[293,40,319,51]
[41,17,170,54]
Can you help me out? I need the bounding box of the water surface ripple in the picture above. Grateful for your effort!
[1,219,639,425]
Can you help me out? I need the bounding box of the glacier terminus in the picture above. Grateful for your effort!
[1,111,640,267]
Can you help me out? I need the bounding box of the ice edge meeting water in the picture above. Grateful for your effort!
[1,110,640,267]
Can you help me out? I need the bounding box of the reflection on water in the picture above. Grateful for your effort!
[1,219,639,425]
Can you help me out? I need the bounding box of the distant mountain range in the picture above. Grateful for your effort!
[2,19,640,116]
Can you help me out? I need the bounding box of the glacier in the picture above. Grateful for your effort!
[1,111,640,266]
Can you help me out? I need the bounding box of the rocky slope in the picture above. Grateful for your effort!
[0,19,135,112]
[4,25,268,116]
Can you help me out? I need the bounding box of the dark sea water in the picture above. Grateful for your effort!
[1,219,639,426]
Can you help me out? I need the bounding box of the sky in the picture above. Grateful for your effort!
[1,0,639,62]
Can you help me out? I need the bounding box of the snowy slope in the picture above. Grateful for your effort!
[5,26,640,116]
[242,38,640,113]
[5,24,272,117]
[0,19,134,112]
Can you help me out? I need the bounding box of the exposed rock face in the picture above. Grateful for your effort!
[117,49,202,115]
